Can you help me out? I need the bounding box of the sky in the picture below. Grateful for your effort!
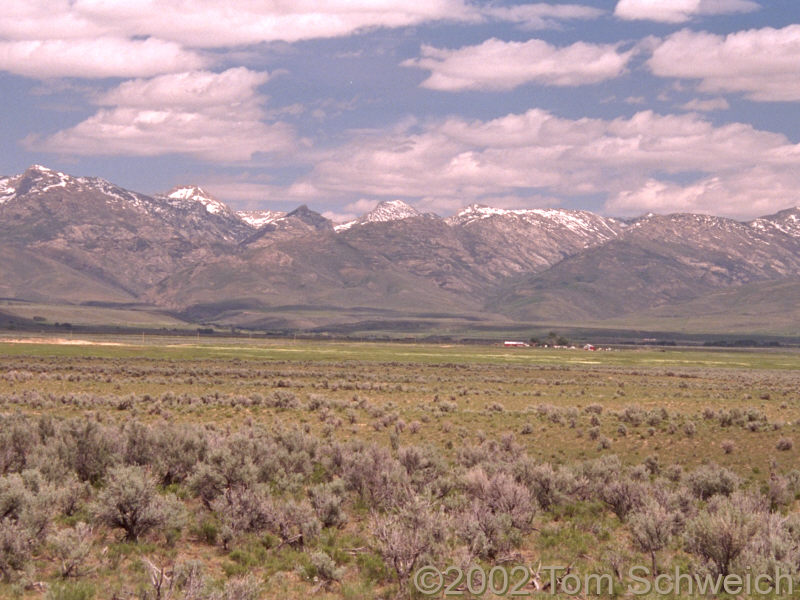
[2,0,800,222]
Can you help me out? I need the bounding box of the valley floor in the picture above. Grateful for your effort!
[1,338,799,598]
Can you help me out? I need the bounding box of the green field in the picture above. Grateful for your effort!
[0,301,194,329]
[1,337,799,599]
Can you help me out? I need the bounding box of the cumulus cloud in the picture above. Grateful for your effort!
[0,37,205,79]
[483,3,604,29]
[97,68,270,108]
[607,166,800,217]
[650,25,800,101]
[322,199,379,223]
[404,38,634,91]
[26,68,294,162]
[292,108,800,218]
[679,97,730,111]
[0,0,483,80]
[614,0,759,23]
[0,1,98,41]
[0,0,478,49]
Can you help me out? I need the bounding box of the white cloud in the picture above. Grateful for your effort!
[97,68,270,109]
[51,0,480,47]
[607,166,800,218]
[404,38,634,91]
[26,68,294,161]
[292,108,800,218]
[650,25,800,101]
[0,1,102,40]
[0,1,604,51]
[483,4,604,29]
[0,0,480,80]
[614,0,759,23]
[0,37,205,79]
[322,199,379,223]
[680,97,730,111]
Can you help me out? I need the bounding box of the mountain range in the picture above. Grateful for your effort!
[1,164,799,337]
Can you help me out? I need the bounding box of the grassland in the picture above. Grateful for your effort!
[1,337,799,599]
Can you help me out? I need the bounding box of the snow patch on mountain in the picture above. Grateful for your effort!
[237,210,285,228]
[0,177,15,204]
[335,200,422,232]
[446,204,620,238]
[750,208,800,238]
[166,186,230,216]
[22,165,74,193]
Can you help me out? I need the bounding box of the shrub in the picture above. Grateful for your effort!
[517,462,562,510]
[59,420,118,484]
[685,493,761,577]
[270,390,299,409]
[342,444,409,510]
[308,550,345,584]
[188,462,226,509]
[0,474,28,522]
[93,465,185,541]
[459,500,519,559]
[269,499,321,547]
[0,518,32,582]
[767,474,793,510]
[629,498,677,574]
[0,471,56,541]
[620,405,645,426]
[643,455,660,476]
[212,484,276,537]
[371,497,446,585]
[776,438,793,451]
[600,479,645,521]
[0,419,37,474]
[721,440,735,454]
[49,522,93,578]
[740,512,800,578]
[309,479,347,528]
[686,464,739,500]
[153,424,208,485]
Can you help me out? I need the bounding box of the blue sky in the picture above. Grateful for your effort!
[2,0,800,221]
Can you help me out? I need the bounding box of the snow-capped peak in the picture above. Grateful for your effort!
[335,199,422,232]
[237,209,285,228]
[2,164,78,198]
[165,186,230,216]
[445,203,621,238]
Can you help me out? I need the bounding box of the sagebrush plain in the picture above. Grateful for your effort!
[1,337,799,599]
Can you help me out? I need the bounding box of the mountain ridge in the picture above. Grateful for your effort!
[2,165,799,335]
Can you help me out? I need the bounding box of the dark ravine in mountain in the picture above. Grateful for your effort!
[1,165,799,335]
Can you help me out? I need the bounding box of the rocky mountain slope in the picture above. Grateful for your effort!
[2,165,799,334]
[493,213,800,322]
